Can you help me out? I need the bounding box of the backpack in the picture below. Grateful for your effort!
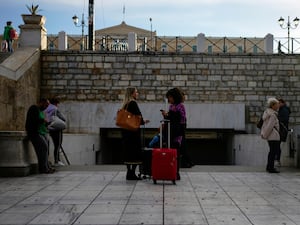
[9,29,18,40]
[256,116,263,129]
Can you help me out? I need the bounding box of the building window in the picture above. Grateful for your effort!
[177,44,182,52]
[49,42,55,50]
[238,46,243,53]
[208,45,213,53]
[192,45,197,52]
[253,45,258,53]
[161,44,167,52]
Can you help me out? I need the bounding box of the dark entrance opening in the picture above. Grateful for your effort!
[98,128,234,165]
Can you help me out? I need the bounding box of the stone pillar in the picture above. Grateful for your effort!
[128,32,137,52]
[197,33,205,53]
[0,131,37,176]
[19,15,47,50]
[58,31,68,50]
[143,37,147,51]
[264,33,274,54]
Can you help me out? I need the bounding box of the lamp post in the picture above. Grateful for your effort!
[149,17,152,51]
[278,16,299,54]
[72,13,86,50]
[88,0,94,51]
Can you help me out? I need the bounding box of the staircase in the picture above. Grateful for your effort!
[0,52,11,64]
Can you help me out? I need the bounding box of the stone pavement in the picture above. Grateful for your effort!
[1,165,300,225]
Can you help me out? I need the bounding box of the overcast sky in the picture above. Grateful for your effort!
[1,0,300,38]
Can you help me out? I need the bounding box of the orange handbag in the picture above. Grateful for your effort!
[116,108,142,131]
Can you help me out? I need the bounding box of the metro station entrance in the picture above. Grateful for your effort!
[98,128,235,165]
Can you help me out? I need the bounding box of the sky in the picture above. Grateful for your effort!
[1,0,300,38]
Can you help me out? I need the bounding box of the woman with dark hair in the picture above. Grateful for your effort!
[25,98,55,173]
[121,87,149,180]
[161,88,186,180]
[174,88,194,168]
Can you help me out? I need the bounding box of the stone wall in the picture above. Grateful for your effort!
[0,76,15,130]
[0,48,41,130]
[41,51,300,126]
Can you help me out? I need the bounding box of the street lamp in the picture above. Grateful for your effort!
[72,13,87,50]
[149,18,152,51]
[278,16,299,53]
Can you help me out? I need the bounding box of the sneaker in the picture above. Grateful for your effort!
[41,168,56,174]
[58,161,65,166]
[268,169,280,173]
[54,161,65,167]
[274,160,281,168]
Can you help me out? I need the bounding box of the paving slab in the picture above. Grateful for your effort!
[0,166,300,225]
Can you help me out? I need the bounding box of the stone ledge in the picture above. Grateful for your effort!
[0,131,38,177]
[0,47,40,80]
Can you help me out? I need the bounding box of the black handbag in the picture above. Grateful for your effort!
[279,122,288,142]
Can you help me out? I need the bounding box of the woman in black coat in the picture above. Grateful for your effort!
[121,87,149,180]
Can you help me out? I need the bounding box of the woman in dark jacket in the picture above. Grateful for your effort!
[25,98,55,174]
[121,87,149,180]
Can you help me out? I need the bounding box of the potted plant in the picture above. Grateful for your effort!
[26,4,41,15]
[21,4,46,25]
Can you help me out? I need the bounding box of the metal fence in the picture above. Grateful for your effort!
[274,37,300,54]
[45,34,300,54]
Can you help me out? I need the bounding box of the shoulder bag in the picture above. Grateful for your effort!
[48,110,66,131]
[279,122,288,142]
[115,102,142,131]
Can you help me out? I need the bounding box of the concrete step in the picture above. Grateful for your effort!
[0,52,11,64]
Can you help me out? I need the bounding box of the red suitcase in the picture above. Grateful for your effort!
[151,120,177,184]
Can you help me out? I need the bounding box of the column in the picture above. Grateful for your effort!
[264,33,274,54]
[128,32,137,52]
[197,33,205,53]
[58,31,68,50]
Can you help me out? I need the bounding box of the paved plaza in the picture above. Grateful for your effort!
[1,166,300,225]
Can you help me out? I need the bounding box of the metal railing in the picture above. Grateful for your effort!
[47,35,58,50]
[95,35,128,51]
[45,34,300,54]
[274,37,300,54]
[205,37,265,54]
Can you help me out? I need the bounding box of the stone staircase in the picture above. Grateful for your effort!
[0,52,11,64]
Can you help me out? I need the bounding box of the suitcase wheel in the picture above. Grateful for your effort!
[172,180,176,185]
[153,179,157,184]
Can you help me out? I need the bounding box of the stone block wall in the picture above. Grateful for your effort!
[0,50,40,131]
[0,76,16,130]
[41,51,300,125]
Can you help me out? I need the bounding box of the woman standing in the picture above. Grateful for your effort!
[44,98,66,166]
[161,88,186,180]
[261,98,280,173]
[121,87,149,180]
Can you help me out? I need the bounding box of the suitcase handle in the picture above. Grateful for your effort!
[160,119,170,148]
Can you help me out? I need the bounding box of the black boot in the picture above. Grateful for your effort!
[126,165,141,180]
[126,165,132,180]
